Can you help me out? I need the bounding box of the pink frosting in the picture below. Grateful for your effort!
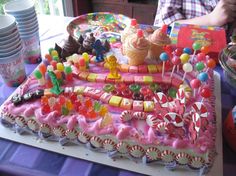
[66,115,78,130]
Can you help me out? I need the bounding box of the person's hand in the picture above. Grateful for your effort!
[208,0,236,26]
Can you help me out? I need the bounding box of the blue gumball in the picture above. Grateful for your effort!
[183,47,192,55]
[197,72,208,82]
[159,52,169,61]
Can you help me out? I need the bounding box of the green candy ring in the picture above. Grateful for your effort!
[149,83,159,92]
[103,84,115,92]
[129,84,141,93]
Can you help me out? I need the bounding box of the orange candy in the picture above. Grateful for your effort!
[54,70,62,79]
[45,54,52,62]
[200,46,210,54]
[207,58,216,69]
[39,64,47,75]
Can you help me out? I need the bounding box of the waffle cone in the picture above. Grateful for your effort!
[126,47,148,66]
[148,42,165,60]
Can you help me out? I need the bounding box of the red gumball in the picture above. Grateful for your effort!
[190,79,201,89]
[197,53,206,62]
[200,87,211,98]
[206,58,216,69]
[174,48,182,56]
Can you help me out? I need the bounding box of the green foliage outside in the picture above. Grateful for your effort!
[0,0,9,14]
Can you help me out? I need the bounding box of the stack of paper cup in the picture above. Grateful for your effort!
[4,0,41,64]
[0,15,26,87]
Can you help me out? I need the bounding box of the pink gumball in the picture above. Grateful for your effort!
[197,53,206,61]
[190,79,201,89]
[171,56,181,65]
[200,87,211,98]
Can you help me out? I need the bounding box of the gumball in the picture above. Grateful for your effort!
[50,60,57,69]
[192,42,201,51]
[174,48,182,56]
[34,70,42,79]
[51,50,58,57]
[180,53,190,63]
[201,46,210,54]
[54,70,62,79]
[45,54,52,62]
[195,62,205,71]
[206,59,216,69]
[183,63,193,72]
[200,87,211,98]
[190,79,201,89]
[197,72,208,82]
[56,63,64,71]
[171,56,181,65]
[183,47,192,54]
[65,66,72,74]
[197,53,206,61]
[159,52,169,61]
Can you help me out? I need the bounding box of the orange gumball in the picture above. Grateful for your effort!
[207,58,216,68]
[201,46,210,54]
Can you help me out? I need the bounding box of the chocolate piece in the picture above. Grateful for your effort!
[63,35,80,55]
[78,33,95,54]
[61,48,71,61]
[77,35,84,45]
[11,94,23,106]
[33,89,44,98]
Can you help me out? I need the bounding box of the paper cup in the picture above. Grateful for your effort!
[21,31,41,64]
[0,43,22,58]
[0,15,16,33]
[4,0,35,15]
[0,28,19,41]
[0,49,26,87]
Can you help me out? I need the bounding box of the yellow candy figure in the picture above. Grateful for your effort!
[105,55,121,79]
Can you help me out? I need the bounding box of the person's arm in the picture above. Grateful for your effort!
[176,0,236,27]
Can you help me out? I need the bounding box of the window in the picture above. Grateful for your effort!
[0,0,73,16]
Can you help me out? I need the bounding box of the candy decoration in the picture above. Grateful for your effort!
[146,147,160,160]
[190,156,205,168]
[103,84,115,93]
[190,79,201,97]
[39,63,47,75]
[146,114,161,128]
[129,84,141,93]
[27,119,39,132]
[56,63,64,71]
[133,111,146,120]
[116,141,129,154]
[15,116,26,127]
[180,53,190,64]
[182,63,193,80]
[156,122,168,133]
[170,56,181,78]
[200,46,209,54]
[195,62,205,72]
[40,124,51,134]
[183,47,192,54]
[206,58,216,69]
[197,72,208,82]
[78,132,91,144]
[64,66,73,82]
[191,42,202,62]
[159,52,169,77]
[161,150,175,163]
[200,86,211,101]
[129,145,145,158]
[82,52,90,68]
[154,92,169,108]
[90,136,103,148]
[66,129,78,140]
[103,138,116,151]
[191,102,208,118]
[34,70,45,86]
[192,112,201,133]
[120,110,133,122]
[175,152,191,165]
[168,87,177,98]
[176,88,186,105]
[164,112,183,127]
[196,53,206,62]
[53,126,65,137]
[174,48,182,56]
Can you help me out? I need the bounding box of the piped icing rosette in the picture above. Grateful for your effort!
[125,29,150,66]
[147,25,171,60]
[121,19,139,43]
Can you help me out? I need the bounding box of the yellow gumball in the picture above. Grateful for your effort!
[56,63,64,71]
[180,53,190,63]
[51,50,58,57]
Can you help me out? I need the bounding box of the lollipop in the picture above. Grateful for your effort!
[159,52,169,77]
[182,63,193,81]
[197,72,208,83]
[174,48,182,56]
[200,86,211,102]
[183,47,192,55]
[196,53,206,62]
[170,56,181,78]
[206,58,216,72]
[180,53,190,64]
[190,79,201,97]
[195,62,205,72]
[200,46,210,54]
[191,42,202,63]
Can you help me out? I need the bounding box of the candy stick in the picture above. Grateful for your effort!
[190,79,201,97]
[170,56,181,78]
[182,63,193,81]
[159,52,169,77]
[191,42,202,63]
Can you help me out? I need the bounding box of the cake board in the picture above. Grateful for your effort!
[0,71,223,176]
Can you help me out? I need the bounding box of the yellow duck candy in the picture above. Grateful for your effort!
[105,55,121,79]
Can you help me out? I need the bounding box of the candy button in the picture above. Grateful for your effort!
[129,84,141,93]
[132,92,144,101]
[103,84,115,93]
